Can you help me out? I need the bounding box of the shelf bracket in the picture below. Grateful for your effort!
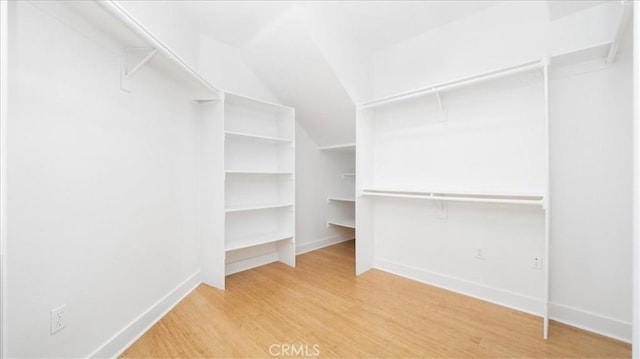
[433,89,447,122]
[437,199,448,219]
[195,99,217,104]
[120,47,157,93]
[434,90,444,112]
[428,193,448,219]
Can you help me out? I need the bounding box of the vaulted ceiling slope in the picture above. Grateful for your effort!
[180,1,502,147]
[178,0,610,147]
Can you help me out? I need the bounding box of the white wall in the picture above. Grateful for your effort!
[372,2,548,99]
[369,1,632,341]
[118,0,201,71]
[359,70,548,316]
[373,2,620,99]
[7,2,202,356]
[549,33,633,341]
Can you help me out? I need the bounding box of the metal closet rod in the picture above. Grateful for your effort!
[361,59,546,109]
[98,0,220,96]
[360,190,544,206]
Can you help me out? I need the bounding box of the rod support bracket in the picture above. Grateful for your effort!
[120,47,157,92]
[436,198,448,219]
[433,89,447,122]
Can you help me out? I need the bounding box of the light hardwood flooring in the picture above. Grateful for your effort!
[121,240,630,358]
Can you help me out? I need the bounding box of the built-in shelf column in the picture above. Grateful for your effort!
[319,144,356,233]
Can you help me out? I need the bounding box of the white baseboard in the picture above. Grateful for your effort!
[374,258,632,343]
[549,302,631,343]
[374,258,545,317]
[88,271,202,358]
[296,235,354,255]
[226,251,279,275]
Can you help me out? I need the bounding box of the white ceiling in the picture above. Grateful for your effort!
[182,1,498,52]
[180,1,294,48]
[546,0,607,21]
[299,1,499,53]
[242,11,356,146]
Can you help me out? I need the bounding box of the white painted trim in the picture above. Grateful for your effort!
[88,271,202,359]
[374,258,545,317]
[633,2,639,356]
[225,251,279,276]
[0,1,8,356]
[549,303,632,344]
[374,258,632,343]
[317,143,356,152]
[296,235,354,255]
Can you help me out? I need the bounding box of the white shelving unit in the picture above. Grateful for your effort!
[327,196,356,203]
[327,218,356,229]
[319,144,356,234]
[200,92,295,290]
[356,58,550,337]
[225,203,294,213]
[223,92,296,280]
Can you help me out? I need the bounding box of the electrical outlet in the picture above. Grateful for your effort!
[475,247,484,259]
[532,256,543,270]
[50,305,66,335]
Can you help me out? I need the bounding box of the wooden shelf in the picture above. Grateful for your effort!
[225,131,293,144]
[226,232,293,252]
[361,188,544,206]
[327,218,356,229]
[225,203,293,213]
[328,196,356,203]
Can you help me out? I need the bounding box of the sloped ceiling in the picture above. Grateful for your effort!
[180,1,294,48]
[242,9,356,147]
[298,1,498,54]
[179,1,506,147]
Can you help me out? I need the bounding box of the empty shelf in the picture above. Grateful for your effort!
[318,143,356,153]
[225,131,293,144]
[225,170,294,175]
[226,232,293,252]
[327,218,356,229]
[328,196,356,203]
[225,203,293,213]
[225,91,294,113]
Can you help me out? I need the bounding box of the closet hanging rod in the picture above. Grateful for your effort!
[361,190,544,206]
[361,59,545,109]
[98,1,220,98]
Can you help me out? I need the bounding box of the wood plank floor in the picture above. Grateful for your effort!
[121,241,630,358]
